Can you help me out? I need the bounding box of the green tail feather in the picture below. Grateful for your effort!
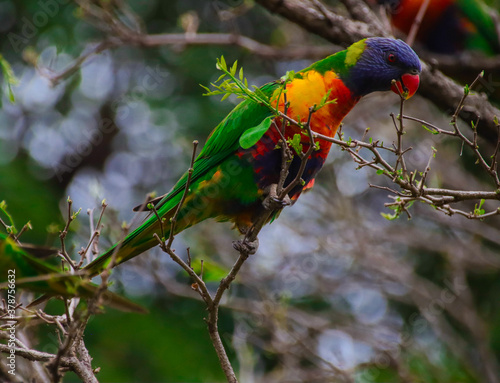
[84,163,222,277]
[84,198,180,277]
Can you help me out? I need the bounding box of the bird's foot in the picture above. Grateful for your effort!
[232,237,259,255]
[262,184,291,211]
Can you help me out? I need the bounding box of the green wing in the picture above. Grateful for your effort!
[84,81,280,276]
[155,81,280,212]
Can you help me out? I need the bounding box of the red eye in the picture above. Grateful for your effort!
[387,53,397,63]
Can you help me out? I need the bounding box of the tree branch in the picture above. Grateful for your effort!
[255,0,500,140]
[42,32,335,87]
[0,343,98,383]
[150,141,238,383]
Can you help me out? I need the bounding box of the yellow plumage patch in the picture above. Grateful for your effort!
[275,70,336,119]
[345,39,366,67]
[271,68,358,138]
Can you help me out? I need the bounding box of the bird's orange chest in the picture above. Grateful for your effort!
[272,70,359,144]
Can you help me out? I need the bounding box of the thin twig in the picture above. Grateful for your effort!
[279,106,318,199]
[166,140,199,248]
[150,139,237,382]
[78,201,108,268]
[406,0,431,46]
[40,40,116,86]
[59,198,80,270]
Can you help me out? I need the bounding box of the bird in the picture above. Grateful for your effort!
[378,0,500,55]
[1,38,421,305]
[82,37,421,278]
[0,232,146,313]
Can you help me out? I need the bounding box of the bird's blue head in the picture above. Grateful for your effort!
[341,37,422,98]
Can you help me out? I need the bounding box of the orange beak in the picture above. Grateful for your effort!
[391,73,420,99]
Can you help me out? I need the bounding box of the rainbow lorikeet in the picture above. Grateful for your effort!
[82,37,421,278]
[379,0,500,54]
[0,232,146,313]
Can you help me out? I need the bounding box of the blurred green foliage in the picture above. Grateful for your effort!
[0,156,62,243]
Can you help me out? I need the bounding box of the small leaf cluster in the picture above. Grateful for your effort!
[203,56,332,157]
[381,198,414,220]
[312,89,336,112]
[473,199,486,217]
[287,134,303,155]
[200,56,271,106]
[203,56,300,151]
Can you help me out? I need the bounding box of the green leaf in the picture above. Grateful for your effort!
[0,201,16,233]
[320,89,332,105]
[216,56,227,71]
[216,73,226,83]
[380,198,414,221]
[474,199,486,216]
[281,70,296,83]
[230,60,238,77]
[288,133,303,155]
[239,117,273,149]
[381,212,399,221]
[314,90,337,112]
[422,124,439,135]
[71,207,82,220]
[199,84,211,94]
[0,54,18,103]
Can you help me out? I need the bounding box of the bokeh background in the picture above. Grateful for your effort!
[2,0,500,382]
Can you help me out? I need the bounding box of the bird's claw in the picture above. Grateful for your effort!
[262,184,291,211]
[232,238,259,255]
